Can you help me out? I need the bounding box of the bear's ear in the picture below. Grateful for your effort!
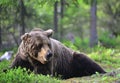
[21,33,31,41]
[44,29,54,37]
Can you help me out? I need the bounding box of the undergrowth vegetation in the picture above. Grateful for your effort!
[0,35,120,83]
[0,67,60,83]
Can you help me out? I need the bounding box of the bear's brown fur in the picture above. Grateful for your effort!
[10,28,106,79]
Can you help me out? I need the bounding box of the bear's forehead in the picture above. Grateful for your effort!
[29,31,49,44]
[30,31,44,35]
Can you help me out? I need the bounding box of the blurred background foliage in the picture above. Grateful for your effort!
[0,0,120,50]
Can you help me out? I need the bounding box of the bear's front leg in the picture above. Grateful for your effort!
[33,63,52,75]
[10,53,34,71]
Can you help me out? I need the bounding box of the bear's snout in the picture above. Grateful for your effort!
[46,51,52,60]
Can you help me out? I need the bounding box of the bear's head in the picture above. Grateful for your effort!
[21,28,53,64]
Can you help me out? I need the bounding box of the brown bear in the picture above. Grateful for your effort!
[10,28,106,79]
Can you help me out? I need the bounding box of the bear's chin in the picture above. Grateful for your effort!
[39,59,50,64]
[40,61,48,64]
[40,59,51,64]
[40,57,52,64]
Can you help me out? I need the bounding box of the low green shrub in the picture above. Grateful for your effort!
[99,32,120,48]
[0,67,61,83]
[88,46,120,66]
[62,37,89,51]
[62,40,78,50]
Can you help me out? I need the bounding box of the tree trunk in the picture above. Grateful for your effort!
[60,0,65,40]
[19,0,25,36]
[54,1,58,39]
[0,6,2,49]
[60,0,64,18]
[0,24,2,49]
[89,0,98,47]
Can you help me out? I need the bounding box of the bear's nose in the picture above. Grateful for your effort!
[46,52,52,60]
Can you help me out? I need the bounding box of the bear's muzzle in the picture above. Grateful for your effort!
[46,51,52,61]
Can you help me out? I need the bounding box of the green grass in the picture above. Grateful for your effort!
[0,67,60,83]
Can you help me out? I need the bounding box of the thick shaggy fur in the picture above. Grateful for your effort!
[10,29,106,79]
[72,52,106,77]
[49,39,106,79]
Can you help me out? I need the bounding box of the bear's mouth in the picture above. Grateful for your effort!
[41,54,52,64]
[37,56,51,64]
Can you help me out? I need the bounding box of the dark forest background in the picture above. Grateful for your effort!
[0,0,120,51]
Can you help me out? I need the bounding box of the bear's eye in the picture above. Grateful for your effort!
[34,51,38,57]
[38,44,43,49]
[48,43,51,47]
